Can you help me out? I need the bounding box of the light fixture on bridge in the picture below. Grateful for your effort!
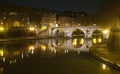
[102,29,110,39]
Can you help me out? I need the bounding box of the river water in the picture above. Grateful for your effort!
[0,37,120,74]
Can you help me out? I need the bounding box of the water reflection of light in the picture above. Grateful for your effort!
[64,49,69,53]
[98,38,102,43]
[80,38,84,45]
[50,47,56,53]
[78,51,80,55]
[92,38,97,44]
[3,57,5,62]
[101,64,109,71]
[53,48,56,53]
[0,50,4,57]
[102,64,106,70]
[72,38,77,46]
[21,52,24,59]
[41,45,46,51]
[0,68,4,73]
[10,59,16,64]
[29,46,35,54]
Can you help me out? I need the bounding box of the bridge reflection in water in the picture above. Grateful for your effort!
[0,38,120,74]
[0,37,103,64]
[35,37,103,54]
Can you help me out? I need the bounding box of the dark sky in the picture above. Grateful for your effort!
[1,0,101,14]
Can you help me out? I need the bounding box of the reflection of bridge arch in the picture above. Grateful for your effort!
[52,39,92,52]
[51,39,65,47]
[37,39,92,52]
[72,38,84,48]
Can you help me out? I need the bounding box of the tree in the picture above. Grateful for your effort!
[99,0,120,28]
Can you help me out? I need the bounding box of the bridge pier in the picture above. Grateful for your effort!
[85,32,93,39]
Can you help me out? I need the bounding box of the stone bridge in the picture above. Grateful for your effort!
[35,26,108,38]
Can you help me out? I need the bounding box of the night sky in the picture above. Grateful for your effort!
[1,0,101,14]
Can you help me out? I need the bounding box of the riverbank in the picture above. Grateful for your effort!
[0,37,41,42]
[0,36,66,42]
[90,44,120,71]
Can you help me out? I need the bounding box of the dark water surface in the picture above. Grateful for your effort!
[0,38,120,74]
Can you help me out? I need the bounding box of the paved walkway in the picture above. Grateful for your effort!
[90,44,120,70]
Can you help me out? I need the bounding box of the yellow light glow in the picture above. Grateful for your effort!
[98,38,102,43]
[0,50,4,56]
[72,39,77,46]
[55,24,58,27]
[80,38,84,45]
[29,46,35,50]
[29,27,35,31]
[102,64,106,70]
[0,26,4,32]
[101,64,110,71]
[3,57,5,62]
[41,26,47,31]
[1,22,3,25]
[92,38,97,44]
[14,21,20,27]
[29,46,35,54]
[10,59,16,64]
[103,29,109,34]
[41,45,46,51]
[21,53,24,59]
[103,29,110,39]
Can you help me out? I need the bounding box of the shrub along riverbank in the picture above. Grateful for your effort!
[107,29,120,52]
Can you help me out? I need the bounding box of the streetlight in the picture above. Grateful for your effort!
[102,29,110,39]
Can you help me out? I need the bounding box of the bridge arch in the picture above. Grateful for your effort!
[72,29,85,37]
[54,29,65,37]
[92,29,103,38]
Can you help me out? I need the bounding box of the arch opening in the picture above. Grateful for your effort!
[54,29,65,37]
[72,29,85,38]
[92,30,103,38]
